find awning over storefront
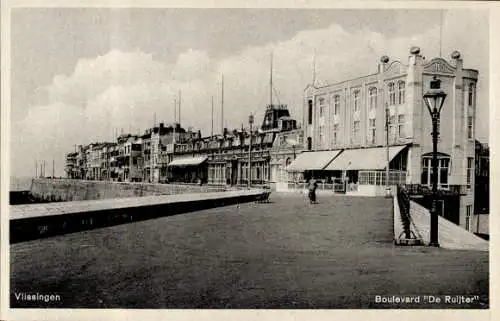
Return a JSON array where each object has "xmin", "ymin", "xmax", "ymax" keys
[
  {"xmin": 168, "ymin": 156, "xmax": 208, "ymax": 167},
  {"xmin": 287, "ymin": 150, "xmax": 342, "ymax": 172},
  {"xmin": 325, "ymin": 145, "xmax": 407, "ymax": 171}
]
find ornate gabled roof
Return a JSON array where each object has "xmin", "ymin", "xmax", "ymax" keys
[{"xmin": 423, "ymin": 58, "xmax": 456, "ymax": 74}]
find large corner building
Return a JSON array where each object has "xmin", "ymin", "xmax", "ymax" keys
[{"xmin": 295, "ymin": 46, "xmax": 478, "ymax": 230}]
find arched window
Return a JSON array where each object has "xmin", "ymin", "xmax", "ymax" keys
[
  {"xmin": 308, "ymin": 100, "xmax": 313, "ymax": 125},
  {"xmin": 468, "ymin": 83, "xmax": 475, "ymax": 106},
  {"xmin": 421, "ymin": 153, "xmax": 451, "ymax": 189},
  {"xmin": 333, "ymin": 95, "xmax": 340, "ymax": 115},
  {"xmin": 398, "ymin": 81, "xmax": 405, "ymax": 104},
  {"xmin": 353, "ymin": 90, "xmax": 360, "ymax": 111},
  {"xmin": 388, "ymin": 82, "xmax": 396, "ymax": 105},
  {"xmin": 285, "ymin": 157, "xmax": 292, "ymax": 167},
  {"xmin": 369, "ymin": 87, "xmax": 377, "ymax": 110}
]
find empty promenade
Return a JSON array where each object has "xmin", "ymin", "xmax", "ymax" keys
[{"xmin": 11, "ymin": 193, "xmax": 488, "ymax": 308}]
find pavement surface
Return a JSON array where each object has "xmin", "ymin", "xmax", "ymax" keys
[{"xmin": 10, "ymin": 193, "xmax": 489, "ymax": 309}]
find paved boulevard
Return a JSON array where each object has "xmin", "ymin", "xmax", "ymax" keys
[{"xmin": 11, "ymin": 193, "xmax": 488, "ymax": 308}]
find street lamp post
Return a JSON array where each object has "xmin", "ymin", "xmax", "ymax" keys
[
  {"xmin": 248, "ymin": 114, "xmax": 254, "ymax": 188},
  {"xmin": 423, "ymin": 76, "xmax": 447, "ymax": 247},
  {"xmin": 385, "ymin": 103, "xmax": 390, "ymax": 197}
]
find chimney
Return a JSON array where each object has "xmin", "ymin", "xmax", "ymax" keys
[
  {"xmin": 408, "ymin": 46, "xmax": 423, "ymax": 66},
  {"xmin": 451, "ymin": 50, "xmax": 463, "ymax": 70},
  {"xmin": 378, "ymin": 55, "xmax": 389, "ymax": 73}
]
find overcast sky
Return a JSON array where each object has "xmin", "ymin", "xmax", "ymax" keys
[{"xmin": 10, "ymin": 8, "xmax": 489, "ymax": 178}]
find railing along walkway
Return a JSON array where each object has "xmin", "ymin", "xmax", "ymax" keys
[{"xmin": 395, "ymin": 185, "xmax": 423, "ymax": 245}]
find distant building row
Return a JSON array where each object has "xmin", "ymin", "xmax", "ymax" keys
[{"xmin": 65, "ymin": 105, "xmax": 303, "ymax": 186}]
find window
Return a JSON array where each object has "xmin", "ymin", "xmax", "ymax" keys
[
  {"xmin": 369, "ymin": 118, "xmax": 376, "ymax": 145},
  {"xmin": 333, "ymin": 95, "xmax": 340, "ymax": 115},
  {"xmin": 333, "ymin": 124, "xmax": 339, "ymax": 145},
  {"xmin": 369, "ymin": 87, "xmax": 377, "ymax": 110},
  {"xmin": 353, "ymin": 121, "xmax": 360, "ymax": 142},
  {"xmin": 319, "ymin": 97, "xmax": 326, "ymax": 117},
  {"xmin": 308, "ymin": 100, "xmax": 313, "ymax": 125},
  {"xmin": 465, "ymin": 205, "xmax": 472, "ymax": 232},
  {"xmin": 398, "ymin": 82, "xmax": 406, "ymax": 104},
  {"xmin": 307, "ymin": 137, "xmax": 312, "ymax": 151},
  {"xmin": 468, "ymin": 83, "xmax": 475, "ymax": 106},
  {"xmin": 467, "ymin": 157, "xmax": 474, "ymax": 188},
  {"xmin": 398, "ymin": 115, "xmax": 405, "ymax": 138},
  {"xmin": 388, "ymin": 82, "xmax": 396, "ymax": 105},
  {"xmin": 421, "ymin": 155, "xmax": 450, "ymax": 188},
  {"xmin": 388, "ymin": 115, "xmax": 396, "ymax": 141},
  {"xmin": 467, "ymin": 116, "xmax": 474, "ymax": 139},
  {"xmin": 353, "ymin": 90, "xmax": 360, "ymax": 112}
]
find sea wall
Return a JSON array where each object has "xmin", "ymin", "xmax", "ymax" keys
[
  {"xmin": 11, "ymin": 190, "xmax": 270, "ymax": 243},
  {"xmin": 30, "ymin": 178, "xmax": 228, "ymax": 202}
]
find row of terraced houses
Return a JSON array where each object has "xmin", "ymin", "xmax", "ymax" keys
[{"xmin": 65, "ymin": 104, "xmax": 302, "ymax": 186}]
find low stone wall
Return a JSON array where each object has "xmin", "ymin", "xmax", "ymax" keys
[
  {"xmin": 30, "ymin": 178, "xmax": 228, "ymax": 202},
  {"xmin": 11, "ymin": 190, "xmax": 269, "ymax": 243},
  {"xmin": 409, "ymin": 200, "xmax": 488, "ymax": 251}
]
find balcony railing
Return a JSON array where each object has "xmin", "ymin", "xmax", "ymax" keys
[
  {"xmin": 358, "ymin": 170, "xmax": 406, "ymax": 186},
  {"xmin": 286, "ymin": 181, "xmax": 345, "ymax": 193},
  {"xmin": 403, "ymin": 184, "xmax": 467, "ymax": 196}
]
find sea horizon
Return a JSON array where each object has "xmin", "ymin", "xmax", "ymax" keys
[{"xmin": 10, "ymin": 176, "xmax": 35, "ymax": 191}]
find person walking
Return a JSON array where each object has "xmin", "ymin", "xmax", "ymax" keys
[{"xmin": 307, "ymin": 177, "xmax": 318, "ymax": 204}]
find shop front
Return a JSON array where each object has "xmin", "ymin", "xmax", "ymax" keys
[{"xmin": 167, "ymin": 156, "xmax": 208, "ymax": 184}]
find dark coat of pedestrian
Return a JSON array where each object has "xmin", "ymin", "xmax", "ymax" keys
[{"xmin": 307, "ymin": 178, "xmax": 318, "ymax": 204}]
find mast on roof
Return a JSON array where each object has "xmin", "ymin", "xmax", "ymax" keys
[
  {"xmin": 221, "ymin": 73, "xmax": 224, "ymax": 134},
  {"xmin": 270, "ymin": 52, "xmax": 273, "ymax": 108},
  {"xmin": 211, "ymin": 96, "xmax": 214, "ymax": 137}
]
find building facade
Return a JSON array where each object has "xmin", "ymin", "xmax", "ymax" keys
[
  {"xmin": 269, "ymin": 128, "xmax": 304, "ymax": 190},
  {"xmin": 297, "ymin": 46, "xmax": 478, "ymax": 229},
  {"xmin": 162, "ymin": 104, "xmax": 299, "ymax": 185},
  {"xmin": 474, "ymin": 140, "xmax": 489, "ymax": 215}
]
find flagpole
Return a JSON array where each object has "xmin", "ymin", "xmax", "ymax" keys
[
  {"xmin": 270, "ymin": 52, "xmax": 273, "ymax": 108},
  {"xmin": 178, "ymin": 90, "xmax": 181, "ymax": 127},
  {"xmin": 221, "ymin": 74, "xmax": 224, "ymax": 134},
  {"xmin": 439, "ymin": 10, "xmax": 443, "ymax": 58},
  {"xmin": 173, "ymin": 98, "xmax": 177, "ymax": 144},
  {"xmin": 211, "ymin": 96, "xmax": 214, "ymax": 137},
  {"xmin": 312, "ymin": 48, "xmax": 317, "ymax": 87}
]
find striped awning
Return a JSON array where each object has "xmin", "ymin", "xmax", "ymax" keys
[
  {"xmin": 286, "ymin": 150, "xmax": 342, "ymax": 172},
  {"xmin": 167, "ymin": 156, "xmax": 208, "ymax": 167},
  {"xmin": 325, "ymin": 145, "xmax": 407, "ymax": 171}
]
